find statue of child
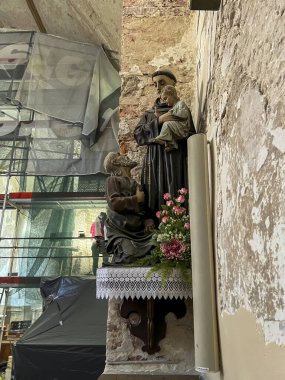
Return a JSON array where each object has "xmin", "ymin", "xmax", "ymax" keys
[{"xmin": 151, "ymin": 85, "xmax": 193, "ymax": 152}]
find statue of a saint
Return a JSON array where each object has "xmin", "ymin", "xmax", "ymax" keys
[
  {"xmin": 103, "ymin": 152, "xmax": 155, "ymax": 265},
  {"xmin": 134, "ymin": 69, "xmax": 196, "ymax": 221}
]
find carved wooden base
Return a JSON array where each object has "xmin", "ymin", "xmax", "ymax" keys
[{"xmin": 120, "ymin": 298, "xmax": 187, "ymax": 355}]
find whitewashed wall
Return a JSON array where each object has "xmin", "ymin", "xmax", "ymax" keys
[{"xmin": 195, "ymin": 1, "xmax": 285, "ymax": 379}]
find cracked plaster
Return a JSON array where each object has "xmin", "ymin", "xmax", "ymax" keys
[{"xmin": 197, "ymin": 0, "xmax": 285, "ymax": 355}]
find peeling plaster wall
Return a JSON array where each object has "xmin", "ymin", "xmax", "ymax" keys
[
  {"xmin": 119, "ymin": 0, "xmax": 197, "ymax": 178},
  {"xmin": 220, "ymin": 308, "xmax": 285, "ymax": 380},
  {"xmin": 193, "ymin": 11, "xmax": 218, "ymax": 131},
  {"xmin": 196, "ymin": 0, "xmax": 285, "ymax": 378}
]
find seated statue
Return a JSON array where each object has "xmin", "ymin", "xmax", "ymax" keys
[{"xmin": 103, "ymin": 152, "xmax": 155, "ymax": 265}]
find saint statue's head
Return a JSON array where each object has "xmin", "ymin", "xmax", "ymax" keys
[
  {"xmin": 104, "ymin": 152, "xmax": 137, "ymax": 176},
  {"xmin": 152, "ymin": 69, "xmax": 177, "ymax": 96}
]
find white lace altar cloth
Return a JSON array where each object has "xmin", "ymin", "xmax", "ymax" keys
[{"xmin": 96, "ymin": 267, "xmax": 192, "ymax": 300}]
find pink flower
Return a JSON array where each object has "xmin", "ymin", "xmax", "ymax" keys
[
  {"xmin": 166, "ymin": 200, "xmax": 173, "ymax": 206},
  {"xmin": 161, "ymin": 216, "xmax": 169, "ymax": 223},
  {"xmin": 175, "ymin": 195, "xmax": 185, "ymax": 203},
  {"xmin": 160, "ymin": 238, "xmax": 187, "ymax": 260},
  {"xmin": 156, "ymin": 211, "xmax": 162, "ymax": 218},
  {"xmin": 179, "ymin": 188, "xmax": 188, "ymax": 195},
  {"xmin": 184, "ymin": 222, "xmax": 190, "ymax": 230},
  {"xmin": 163, "ymin": 193, "xmax": 171, "ymax": 200},
  {"xmin": 173, "ymin": 206, "xmax": 186, "ymax": 215}
]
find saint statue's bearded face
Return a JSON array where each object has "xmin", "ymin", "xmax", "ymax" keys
[{"xmin": 152, "ymin": 74, "xmax": 176, "ymax": 96}]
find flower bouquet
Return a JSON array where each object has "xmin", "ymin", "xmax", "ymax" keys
[{"xmin": 135, "ymin": 188, "xmax": 191, "ymax": 284}]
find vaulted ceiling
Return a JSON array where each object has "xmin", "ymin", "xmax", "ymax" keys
[{"xmin": 0, "ymin": 0, "xmax": 123, "ymax": 60}]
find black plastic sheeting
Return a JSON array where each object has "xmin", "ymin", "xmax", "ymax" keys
[
  {"xmin": 13, "ymin": 276, "xmax": 108, "ymax": 380},
  {"xmin": 13, "ymin": 345, "xmax": 106, "ymax": 380}
]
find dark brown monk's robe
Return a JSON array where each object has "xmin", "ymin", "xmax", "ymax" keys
[
  {"xmin": 134, "ymin": 98, "xmax": 196, "ymax": 220},
  {"xmin": 105, "ymin": 175, "xmax": 153, "ymax": 264}
]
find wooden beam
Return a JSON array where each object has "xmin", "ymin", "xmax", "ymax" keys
[
  {"xmin": 25, "ymin": 0, "xmax": 47, "ymax": 33},
  {"xmin": 190, "ymin": 0, "xmax": 221, "ymax": 11}
]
